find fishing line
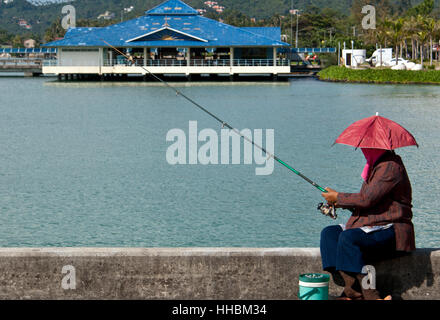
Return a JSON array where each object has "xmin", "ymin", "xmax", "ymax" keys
[{"xmin": 101, "ymin": 40, "xmax": 327, "ymax": 193}]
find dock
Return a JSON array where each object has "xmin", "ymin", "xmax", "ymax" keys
[
  {"xmin": 0, "ymin": 48, "xmax": 57, "ymax": 76},
  {"xmin": 0, "ymin": 58, "xmax": 43, "ymax": 76}
]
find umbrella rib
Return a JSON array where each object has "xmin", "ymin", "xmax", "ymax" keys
[
  {"xmin": 355, "ymin": 118, "xmax": 377, "ymax": 149},
  {"xmin": 378, "ymin": 116, "xmax": 393, "ymax": 150}
]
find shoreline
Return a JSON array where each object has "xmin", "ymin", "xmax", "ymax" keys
[
  {"xmin": 317, "ymin": 66, "xmax": 440, "ymax": 85},
  {"xmin": 318, "ymin": 77, "xmax": 440, "ymax": 86}
]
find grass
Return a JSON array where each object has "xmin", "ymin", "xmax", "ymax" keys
[{"xmin": 317, "ymin": 66, "xmax": 440, "ymax": 84}]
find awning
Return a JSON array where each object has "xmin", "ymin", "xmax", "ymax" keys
[{"xmin": 0, "ymin": 48, "xmax": 58, "ymax": 54}]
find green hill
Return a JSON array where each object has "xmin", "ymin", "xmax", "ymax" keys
[{"xmin": 0, "ymin": 0, "xmax": 429, "ymax": 40}]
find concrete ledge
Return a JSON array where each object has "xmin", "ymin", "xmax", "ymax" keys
[{"xmin": 0, "ymin": 248, "xmax": 438, "ymax": 300}]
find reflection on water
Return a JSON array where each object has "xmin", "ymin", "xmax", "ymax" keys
[
  {"xmin": 0, "ymin": 77, "xmax": 438, "ymax": 248},
  {"xmin": 44, "ymin": 80, "xmax": 290, "ymax": 88}
]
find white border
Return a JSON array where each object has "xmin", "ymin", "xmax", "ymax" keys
[{"xmin": 126, "ymin": 26, "xmax": 208, "ymax": 43}]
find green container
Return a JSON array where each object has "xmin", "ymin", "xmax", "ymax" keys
[{"xmin": 298, "ymin": 273, "xmax": 330, "ymax": 300}]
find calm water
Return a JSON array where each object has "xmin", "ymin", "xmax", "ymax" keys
[{"xmin": 0, "ymin": 76, "xmax": 439, "ymax": 248}]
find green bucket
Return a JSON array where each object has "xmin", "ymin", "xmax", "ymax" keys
[{"xmin": 298, "ymin": 273, "xmax": 330, "ymax": 300}]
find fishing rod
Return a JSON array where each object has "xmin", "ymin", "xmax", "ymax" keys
[{"xmin": 101, "ymin": 40, "xmax": 328, "ymax": 195}]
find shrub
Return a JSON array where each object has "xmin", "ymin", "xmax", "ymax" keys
[{"xmin": 317, "ymin": 66, "xmax": 440, "ymax": 84}]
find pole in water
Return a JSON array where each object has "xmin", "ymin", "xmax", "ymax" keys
[{"xmin": 101, "ymin": 40, "xmax": 327, "ymax": 193}]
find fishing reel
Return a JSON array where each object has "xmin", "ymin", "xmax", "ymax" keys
[{"xmin": 317, "ymin": 203, "xmax": 337, "ymax": 220}]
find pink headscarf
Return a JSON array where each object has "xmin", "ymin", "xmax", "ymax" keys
[{"xmin": 361, "ymin": 148, "xmax": 387, "ymax": 181}]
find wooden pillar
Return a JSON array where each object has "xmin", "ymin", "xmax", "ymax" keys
[
  {"xmin": 187, "ymin": 48, "xmax": 191, "ymax": 66},
  {"xmin": 144, "ymin": 47, "xmax": 147, "ymax": 66},
  {"xmin": 230, "ymin": 47, "xmax": 234, "ymax": 76},
  {"xmin": 98, "ymin": 48, "xmax": 103, "ymax": 75},
  {"xmin": 230, "ymin": 47, "xmax": 234, "ymax": 65}
]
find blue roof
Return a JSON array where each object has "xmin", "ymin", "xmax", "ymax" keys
[
  {"xmin": 241, "ymin": 27, "xmax": 282, "ymax": 42},
  {"xmin": 44, "ymin": 0, "xmax": 289, "ymax": 48},
  {"xmin": 64, "ymin": 27, "xmax": 101, "ymax": 39}
]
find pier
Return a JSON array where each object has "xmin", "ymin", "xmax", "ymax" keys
[
  {"xmin": 44, "ymin": 58, "xmax": 292, "ymax": 81},
  {"xmin": 0, "ymin": 56, "xmax": 324, "ymax": 79},
  {"xmin": 0, "ymin": 47, "xmax": 57, "ymax": 76},
  {"xmin": 0, "ymin": 58, "xmax": 43, "ymax": 76}
]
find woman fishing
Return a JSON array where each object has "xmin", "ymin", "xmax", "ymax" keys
[
  {"xmin": 101, "ymin": 43, "xmax": 418, "ymax": 301},
  {"xmin": 319, "ymin": 115, "xmax": 418, "ymax": 300}
]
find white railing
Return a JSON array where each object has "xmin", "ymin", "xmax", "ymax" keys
[
  {"xmin": 1, "ymin": 58, "xmax": 43, "ymax": 67},
  {"xmin": 45, "ymin": 59, "xmax": 290, "ymax": 67},
  {"xmin": 43, "ymin": 60, "xmax": 58, "ymax": 66},
  {"xmin": 43, "ymin": 59, "xmax": 96, "ymax": 66},
  {"xmin": 232, "ymin": 59, "xmax": 289, "ymax": 67}
]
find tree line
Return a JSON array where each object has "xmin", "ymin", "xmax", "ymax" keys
[
  {"xmin": 362, "ymin": 0, "xmax": 440, "ymax": 66},
  {"xmin": 2, "ymin": 0, "xmax": 440, "ymax": 68}
]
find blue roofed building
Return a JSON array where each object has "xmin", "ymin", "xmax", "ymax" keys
[{"xmin": 43, "ymin": 0, "xmax": 291, "ymax": 78}]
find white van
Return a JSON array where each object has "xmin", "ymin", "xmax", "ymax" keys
[{"xmin": 367, "ymin": 48, "xmax": 393, "ymax": 66}]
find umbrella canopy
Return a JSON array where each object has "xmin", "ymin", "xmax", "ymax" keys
[{"xmin": 334, "ymin": 114, "xmax": 418, "ymax": 150}]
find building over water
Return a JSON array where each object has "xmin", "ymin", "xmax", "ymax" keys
[{"xmin": 43, "ymin": 0, "xmax": 291, "ymax": 79}]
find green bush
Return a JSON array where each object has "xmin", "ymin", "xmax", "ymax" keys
[{"xmin": 317, "ymin": 66, "xmax": 440, "ymax": 84}]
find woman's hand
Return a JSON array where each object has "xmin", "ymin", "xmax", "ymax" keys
[{"xmin": 321, "ymin": 187, "xmax": 339, "ymax": 205}]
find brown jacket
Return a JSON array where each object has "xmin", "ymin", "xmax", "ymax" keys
[{"xmin": 337, "ymin": 151, "xmax": 416, "ymax": 252}]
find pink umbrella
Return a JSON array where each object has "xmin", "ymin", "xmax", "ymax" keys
[{"xmin": 334, "ymin": 113, "xmax": 418, "ymax": 150}]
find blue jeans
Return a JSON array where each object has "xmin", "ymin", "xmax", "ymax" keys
[{"xmin": 320, "ymin": 225, "xmax": 396, "ymax": 274}]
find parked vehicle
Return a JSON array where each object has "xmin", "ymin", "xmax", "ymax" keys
[
  {"xmin": 391, "ymin": 64, "xmax": 406, "ymax": 70},
  {"xmin": 366, "ymin": 48, "xmax": 393, "ymax": 66},
  {"xmin": 385, "ymin": 58, "xmax": 408, "ymax": 66}
]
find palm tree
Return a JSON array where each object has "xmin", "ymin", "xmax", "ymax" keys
[
  {"xmin": 404, "ymin": 16, "xmax": 421, "ymax": 60},
  {"xmin": 416, "ymin": 15, "xmax": 431, "ymax": 68},
  {"xmin": 385, "ymin": 18, "xmax": 405, "ymax": 65},
  {"xmin": 417, "ymin": 34, "xmax": 428, "ymax": 67},
  {"xmin": 423, "ymin": 17, "xmax": 437, "ymax": 66},
  {"xmin": 375, "ymin": 19, "xmax": 390, "ymax": 66},
  {"xmin": 44, "ymin": 20, "xmax": 66, "ymax": 43},
  {"xmin": 433, "ymin": 20, "xmax": 440, "ymax": 62}
]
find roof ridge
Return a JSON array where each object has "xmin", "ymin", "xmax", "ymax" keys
[
  {"xmin": 126, "ymin": 26, "xmax": 208, "ymax": 43},
  {"xmin": 146, "ymin": 0, "xmax": 199, "ymax": 16}
]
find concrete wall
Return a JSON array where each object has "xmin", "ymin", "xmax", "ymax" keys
[{"xmin": 0, "ymin": 248, "xmax": 438, "ymax": 300}]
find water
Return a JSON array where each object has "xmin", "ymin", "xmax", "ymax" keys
[{"xmin": 0, "ymin": 77, "xmax": 439, "ymax": 248}]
